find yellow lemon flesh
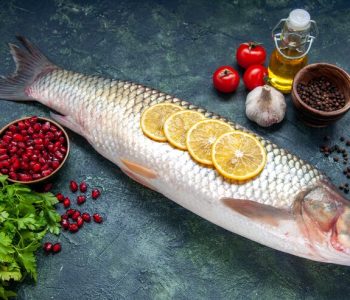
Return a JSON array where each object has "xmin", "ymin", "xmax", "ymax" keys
[
  {"xmin": 186, "ymin": 119, "xmax": 233, "ymax": 165},
  {"xmin": 164, "ymin": 110, "xmax": 205, "ymax": 150},
  {"xmin": 140, "ymin": 103, "xmax": 183, "ymax": 142},
  {"xmin": 212, "ymin": 131, "xmax": 267, "ymax": 181}
]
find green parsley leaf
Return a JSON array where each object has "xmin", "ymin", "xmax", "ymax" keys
[{"xmin": 0, "ymin": 176, "xmax": 61, "ymax": 295}]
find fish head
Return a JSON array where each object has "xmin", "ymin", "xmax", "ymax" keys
[{"xmin": 297, "ymin": 180, "xmax": 350, "ymax": 265}]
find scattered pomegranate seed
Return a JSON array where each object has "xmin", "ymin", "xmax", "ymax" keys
[
  {"xmin": 79, "ymin": 181, "xmax": 87, "ymax": 193},
  {"xmin": 63, "ymin": 197, "xmax": 71, "ymax": 208},
  {"xmin": 82, "ymin": 212, "xmax": 91, "ymax": 222},
  {"xmin": 66, "ymin": 209, "xmax": 76, "ymax": 217},
  {"xmin": 61, "ymin": 214, "xmax": 68, "ymax": 220},
  {"xmin": 91, "ymin": 188, "xmax": 101, "ymax": 199},
  {"xmin": 76, "ymin": 216, "xmax": 84, "ymax": 228},
  {"xmin": 70, "ymin": 180, "xmax": 78, "ymax": 192},
  {"xmin": 56, "ymin": 193, "xmax": 65, "ymax": 202},
  {"xmin": 52, "ymin": 243, "xmax": 62, "ymax": 254},
  {"xmin": 93, "ymin": 213, "xmax": 103, "ymax": 223},
  {"xmin": 72, "ymin": 211, "xmax": 81, "ymax": 221},
  {"xmin": 77, "ymin": 195, "xmax": 86, "ymax": 205},
  {"xmin": 69, "ymin": 223, "xmax": 79, "ymax": 233},
  {"xmin": 61, "ymin": 218, "xmax": 70, "ymax": 230},
  {"xmin": 43, "ymin": 242, "xmax": 53, "ymax": 253}
]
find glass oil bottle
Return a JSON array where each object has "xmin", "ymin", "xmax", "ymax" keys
[{"xmin": 268, "ymin": 9, "xmax": 318, "ymax": 93}]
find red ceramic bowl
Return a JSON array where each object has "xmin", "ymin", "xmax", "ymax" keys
[
  {"xmin": 291, "ymin": 63, "xmax": 350, "ymax": 127},
  {"xmin": 0, "ymin": 116, "xmax": 70, "ymax": 184}
]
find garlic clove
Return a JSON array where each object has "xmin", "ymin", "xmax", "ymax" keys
[{"xmin": 245, "ymin": 85, "xmax": 286, "ymax": 127}]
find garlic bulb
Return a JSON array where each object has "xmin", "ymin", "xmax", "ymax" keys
[{"xmin": 245, "ymin": 85, "xmax": 286, "ymax": 127}]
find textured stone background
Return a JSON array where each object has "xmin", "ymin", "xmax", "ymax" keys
[{"xmin": 0, "ymin": 0, "xmax": 350, "ymax": 299}]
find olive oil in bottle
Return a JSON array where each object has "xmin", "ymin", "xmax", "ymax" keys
[{"xmin": 268, "ymin": 9, "xmax": 318, "ymax": 93}]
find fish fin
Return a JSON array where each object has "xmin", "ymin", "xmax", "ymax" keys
[
  {"xmin": 121, "ymin": 158, "xmax": 157, "ymax": 179},
  {"xmin": 221, "ymin": 197, "xmax": 292, "ymax": 227},
  {"xmin": 121, "ymin": 167, "xmax": 158, "ymax": 192},
  {"xmin": 50, "ymin": 112, "xmax": 83, "ymax": 135},
  {"xmin": 0, "ymin": 36, "xmax": 57, "ymax": 101}
]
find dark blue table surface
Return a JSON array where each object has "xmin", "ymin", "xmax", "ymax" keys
[{"xmin": 0, "ymin": 0, "xmax": 350, "ymax": 299}]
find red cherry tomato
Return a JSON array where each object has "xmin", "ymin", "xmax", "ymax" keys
[
  {"xmin": 236, "ymin": 42, "xmax": 266, "ymax": 69},
  {"xmin": 213, "ymin": 66, "xmax": 240, "ymax": 93},
  {"xmin": 243, "ymin": 65, "xmax": 268, "ymax": 91}
]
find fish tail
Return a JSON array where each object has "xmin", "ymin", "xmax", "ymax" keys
[{"xmin": 0, "ymin": 36, "xmax": 57, "ymax": 101}]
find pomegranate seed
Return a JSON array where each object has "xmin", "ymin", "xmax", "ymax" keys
[
  {"xmin": 91, "ymin": 189, "xmax": 101, "ymax": 199},
  {"xmin": 77, "ymin": 195, "xmax": 86, "ymax": 205},
  {"xmin": 9, "ymin": 172, "xmax": 17, "ymax": 180},
  {"xmin": 12, "ymin": 158, "xmax": 21, "ymax": 170},
  {"xmin": 8, "ymin": 125, "xmax": 17, "ymax": 132},
  {"xmin": 55, "ymin": 151, "xmax": 64, "ymax": 160},
  {"xmin": 93, "ymin": 213, "xmax": 103, "ymax": 223},
  {"xmin": 18, "ymin": 121, "xmax": 25, "ymax": 130},
  {"xmin": 21, "ymin": 161, "xmax": 29, "ymax": 171},
  {"xmin": 0, "ymin": 154, "xmax": 9, "ymax": 161},
  {"xmin": 51, "ymin": 160, "xmax": 60, "ymax": 170},
  {"xmin": 1, "ymin": 168, "xmax": 9, "ymax": 174},
  {"xmin": 34, "ymin": 138, "xmax": 43, "ymax": 145},
  {"xmin": 43, "ymin": 242, "xmax": 53, "ymax": 253},
  {"xmin": 24, "ymin": 119, "xmax": 31, "ymax": 128},
  {"xmin": 63, "ymin": 198, "xmax": 71, "ymax": 208},
  {"xmin": 32, "ymin": 163, "xmax": 41, "ymax": 172},
  {"xmin": 70, "ymin": 180, "xmax": 78, "ymax": 192},
  {"xmin": 42, "ymin": 122, "xmax": 51, "ymax": 132},
  {"xmin": 18, "ymin": 142, "xmax": 26, "ymax": 149},
  {"xmin": 29, "ymin": 116, "xmax": 38, "ymax": 123},
  {"xmin": 32, "ymin": 173, "xmax": 42, "ymax": 180},
  {"xmin": 82, "ymin": 213, "xmax": 91, "ymax": 222},
  {"xmin": 13, "ymin": 133, "xmax": 24, "ymax": 142},
  {"xmin": 41, "ymin": 164, "xmax": 50, "ymax": 171},
  {"xmin": 0, "ymin": 149, "xmax": 7, "ymax": 155},
  {"xmin": 18, "ymin": 173, "xmax": 32, "ymax": 181},
  {"xmin": 66, "ymin": 209, "xmax": 75, "ymax": 216},
  {"xmin": 69, "ymin": 223, "xmax": 79, "ymax": 233},
  {"xmin": 27, "ymin": 126, "xmax": 34, "ymax": 135},
  {"xmin": 33, "ymin": 123, "xmax": 42, "ymax": 132},
  {"xmin": 61, "ymin": 218, "xmax": 70, "ymax": 230},
  {"xmin": 76, "ymin": 216, "xmax": 84, "ymax": 228},
  {"xmin": 52, "ymin": 243, "xmax": 61, "ymax": 254},
  {"xmin": 79, "ymin": 181, "xmax": 87, "ymax": 193},
  {"xmin": 72, "ymin": 211, "xmax": 81, "ymax": 221},
  {"xmin": 42, "ymin": 169, "xmax": 52, "ymax": 177},
  {"xmin": 1, "ymin": 161, "xmax": 9, "ymax": 168},
  {"xmin": 56, "ymin": 193, "xmax": 65, "ymax": 202},
  {"xmin": 2, "ymin": 135, "xmax": 12, "ymax": 143}
]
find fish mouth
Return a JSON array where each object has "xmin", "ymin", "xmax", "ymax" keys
[{"xmin": 297, "ymin": 181, "xmax": 350, "ymax": 265}]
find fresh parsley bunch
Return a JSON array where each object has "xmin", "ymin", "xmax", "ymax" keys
[{"xmin": 0, "ymin": 175, "xmax": 60, "ymax": 299}]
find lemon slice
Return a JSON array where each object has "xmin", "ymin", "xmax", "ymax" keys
[
  {"xmin": 141, "ymin": 103, "xmax": 183, "ymax": 141},
  {"xmin": 164, "ymin": 110, "xmax": 205, "ymax": 150},
  {"xmin": 186, "ymin": 119, "xmax": 233, "ymax": 165},
  {"xmin": 212, "ymin": 131, "xmax": 266, "ymax": 181}
]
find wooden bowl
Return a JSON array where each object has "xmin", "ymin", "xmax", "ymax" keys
[
  {"xmin": 291, "ymin": 63, "xmax": 350, "ymax": 127},
  {"xmin": 0, "ymin": 116, "xmax": 70, "ymax": 184}
]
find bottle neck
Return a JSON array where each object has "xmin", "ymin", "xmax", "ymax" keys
[{"xmin": 281, "ymin": 22, "xmax": 311, "ymax": 53}]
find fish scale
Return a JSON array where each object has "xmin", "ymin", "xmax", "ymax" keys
[{"xmin": 1, "ymin": 37, "xmax": 349, "ymax": 265}]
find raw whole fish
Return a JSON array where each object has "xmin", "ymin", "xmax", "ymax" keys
[{"xmin": 0, "ymin": 37, "xmax": 349, "ymax": 266}]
